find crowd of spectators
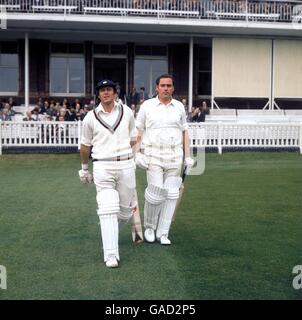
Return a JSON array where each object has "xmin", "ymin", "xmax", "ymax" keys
[
  {"xmin": 0, "ymin": 97, "xmax": 94, "ymax": 122},
  {"xmin": 0, "ymin": 94, "xmax": 210, "ymax": 122}
]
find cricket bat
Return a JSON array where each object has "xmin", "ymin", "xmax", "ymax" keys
[{"xmin": 131, "ymin": 190, "xmax": 144, "ymax": 243}]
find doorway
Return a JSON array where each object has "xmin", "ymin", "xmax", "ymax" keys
[{"xmin": 93, "ymin": 58, "xmax": 127, "ymax": 100}]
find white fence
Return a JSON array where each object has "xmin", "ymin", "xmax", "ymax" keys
[
  {"xmin": 1, "ymin": 121, "xmax": 302, "ymax": 155},
  {"xmin": 0, "ymin": 121, "xmax": 81, "ymax": 154},
  {"xmin": 189, "ymin": 122, "xmax": 302, "ymax": 154}
]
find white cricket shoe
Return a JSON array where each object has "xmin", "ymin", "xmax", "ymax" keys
[
  {"xmin": 144, "ymin": 228, "xmax": 155, "ymax": 243},
  {"xmin": 105, "ymin": 255, "xmax": 118, "ymax": 268},
  {"xmin": 158, "ymin": 235, "xmax": 171, "ymax": 245}
]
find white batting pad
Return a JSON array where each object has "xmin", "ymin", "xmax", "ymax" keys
[
  {"xmin": 144, "ymin": 184, "xmax": 167, "ymax": 230},
  {"xmin": 118, "ymin": 205, "xmax": 132, "ymax": 230},
  {"xmin": 156, "ymin": 177, "xmax": 183, "ymax": 239},
  {"xmin": 97, "ymin": 189, "xmax": 120, "ymax": 262}
]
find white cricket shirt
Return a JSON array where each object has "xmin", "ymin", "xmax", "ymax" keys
[
  {"xmin": 136, "ymin": 96, "xmax": 188, "ymax": 165},
  {"xmin": 81, "ymin": 102, "xmax": 137, "ymax": 169}
]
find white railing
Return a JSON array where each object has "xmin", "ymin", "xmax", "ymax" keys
[
  {"xmin": 1, "ymin": 0, "xmax": 301, "ymax": 23},
  {"xmin": 0, "ymin": 121, "xmax": 82, "ymax": 154},
  {"xmin": 189, "ymin": 122, "xmax": 302, "ymax": 154},
  {"xmin": 1, "ymin": 121, "xmax": 302, "ymax": 155}
]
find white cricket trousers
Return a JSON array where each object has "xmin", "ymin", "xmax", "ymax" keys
[
  {"xmin": 144, "ymin": 163, "xmax": 182, "ymax": 234},
  {"xmin": 147, "ymin": 164, "xmax": 181, "ymax": 188},
  {"xmin": 93, "ymin": 164, "xmax": 136, "ymax": 262}
]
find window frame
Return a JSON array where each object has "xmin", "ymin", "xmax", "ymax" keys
[
  {"xmin": 49, "ymin": 53, "xmax": 86, "ymax": 97},
  {"xmin": 134, "ymin": 55, "xmax": 168, "ymax": 97},
  {"xmin": 0, "ymin": 50, "xmax": 19, "ymax": 96}
]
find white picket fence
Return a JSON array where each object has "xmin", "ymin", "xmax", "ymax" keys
[
  {"xmin": 0, "ymin": 121, "xmax": 81, "ymax": 154},
  {"xmin": 189, "ymin": 122, "xmax": 302, "ymax": 154},
  {"xmin": 0, "ymin": 121, "xmax": 302, "ymax": 155}
]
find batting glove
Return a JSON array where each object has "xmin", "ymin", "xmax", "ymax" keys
[
  {"xmin": 135, "ymin": 152, "xmax": 149, "ymax": 170},
  {"xmin": 184, "ymin": 157, "xmax": 195, "ymax": 168},
  {"xmin": 78, "ymin": 164, "xmax": 93, "ymax": 184}
]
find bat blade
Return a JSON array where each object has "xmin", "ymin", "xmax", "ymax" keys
[{"xmin": 131, "ymin": 191, "xmax": 144, "ymax": 243}]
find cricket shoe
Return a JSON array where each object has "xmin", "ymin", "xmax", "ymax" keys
[
  {"xmin": 105, "ymin": 255, "xmax": 118, "ymax": 268},
  {"xmin": 157, "ymin": 235, "xmax": 171, "ymax": 245},
  {"xmin": 144, "ymin": 228, "xmax": 155, "ymax": 243}
]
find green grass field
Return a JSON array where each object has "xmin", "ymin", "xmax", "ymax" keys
[{"xmin": 0, "ymin": 152, "xmax": 302, "ymax": 300}]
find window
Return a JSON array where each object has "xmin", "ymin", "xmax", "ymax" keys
[
  {"xmin": 134, "ymin": 59, "xmax": 168, "ymax": 97},
  {"xmin": 50, "ymin": 56, "xmax": 85, "ymax": 94},
  {"xmin": 94, "ymin": 44, "xmax": 127, "ymax": 55},
  {"xmin": 135, "ymin": 45, "xmax": 167, "ymax": 56},
  {"xmin": 134, "ymin": 45, "xmax": 168, "ymax": 97},
  {"xmin": 51, "ymin": 43, "xmax": 84, "ymax": 54},
  {"xmin": 0, "ymin": 42, "xmax": 18, "ymax": 93}
]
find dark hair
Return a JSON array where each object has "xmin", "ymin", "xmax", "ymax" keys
[{"xmin": 155, "ymin": 74, "xmax": 174, "ymax": 86}]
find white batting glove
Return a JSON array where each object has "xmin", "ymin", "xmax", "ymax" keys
[
  {"xmin": 78, "ymin": 164, "xmax": 93, "ymax": 184},
  {"xmin": 184, "ymin": 157, "xmax": 195, "ymax": 168},
  {"xmin": 135, "ymin": 152, "xmax": 149, "ymax": 170}
]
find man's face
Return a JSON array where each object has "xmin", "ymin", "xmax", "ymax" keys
[
  {"xmin": 98, "ymin": 87, "xmax": 115, "ymax": 104},
  {"xmin": 156, "ymin": 77, "xmax": 174, "ymax": 101}
]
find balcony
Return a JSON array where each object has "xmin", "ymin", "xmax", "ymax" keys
[{"xmin": 0, "ymin": 0, "xmax": 301, "ymax": 24}]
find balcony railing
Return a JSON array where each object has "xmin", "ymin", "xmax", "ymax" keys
[{"xmin": 0, "ymin": 0, "xmax": 302, "ymax": 23}]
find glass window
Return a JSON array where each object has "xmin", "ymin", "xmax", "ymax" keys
[
  {"xmin": 0, "ymin": 42, "xmax": 18, "ymax": 54},
  {"xmin": 135, "ymin": 45, "xmax": 167, "ymax": 56},
  {"xmin": 0, "ymin": 53, "xmax": 18, "ymax": 93},
  {"xmin": 50, "ymin": 57, "xmax": 68, "ymax": 93},
  {"xmin": 134, "ymin": 60, "xmax": 150, "ymax": 94},
  {"xmin": 94, "ymin": 44, "xmax": 109, "ymax": 54},
  {"xmin": 94, "ymin": 44, "xmax": 126, "ymax": 55},
  {"xmin": 152, "ymin": 46, "xmax": 167, "ymax": 56},
  {"xmin": 69, "ymin": 57, "xmax": 85, "ymax": 93},
  {"xmin": 51, "ymin": 43, "xmax": 84, "ymax": 54},
  {"xmin": 51, "ymin": 43, "xmax": 68, "ymax": 54},
  {"xmin": 69, "ymin": 43, "xmax": 84, "ymax": 54},
  {"xmin": 111, "ymin": 45, "xmax": 127, "ymax": 55},
  {"xmin": 50, "ymin": 55, "xmax": 85, "ymax": 94},
  {"xmin": 135, "ymin": 46, "xmax": 152, "ymax": 56},
  {"xmin": 134, "ymin": 58, "xmax": 168, "ymax": 97}
]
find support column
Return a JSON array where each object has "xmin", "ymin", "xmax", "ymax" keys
[
  {"xmin": 25, "ymin": 33, "xmax": 29, "ymax": 107},
  {"xmin": 85, "ymin": 41, "xmax": 93, "ymax": 97},
  {"xmin": 189, "ymin": 37, "xmax": 194, "ymax": 113},
  {"xmin": 127, "ymin": 42, "xmax": 135, "ymax": 95}
]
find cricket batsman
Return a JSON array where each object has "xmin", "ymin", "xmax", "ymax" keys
[
  {"xmin": 79, "ymin": 79, "xmax": 137, "ymax": 268},
  {"xmin": 135, "ymin": 74, "xmax": 194, "ymax": 245}
]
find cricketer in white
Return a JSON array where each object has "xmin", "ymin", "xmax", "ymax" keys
[
  {"xmin": 79, "ymin": 79, "xmax": 137, "ymax": 268},
  {"xmin": 135, "ymin": 74, "xmax": 195, "ymax": 245}
]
